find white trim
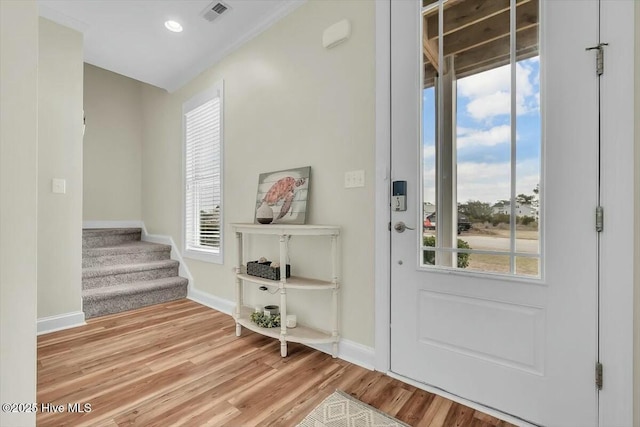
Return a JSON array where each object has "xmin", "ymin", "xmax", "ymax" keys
[
  {"xmin": 187, "ymin": 287, "xmax": 234, "ymax": 315},
  {"xmin": 37, "ymin": 311, "xmax": 86, "ymax": 335},
  {"xmin": 598, "ymin": 2, "xmax": 636, "ymax": 426},
  {"xmin": 387, "ymin": 371, "xmax": 536, "ymax": 427},
  {"xmin": 82, "ymin": 220, "xmax": 144, "ymax": 229},
  {"xmin": 164, "ymin": 0, "xmax": 307, "ymax": 92},
  {"xmin": 187, "ymin": 289, "xmax": 375, "ymax": 370},
  {"xmin": 141, "ymin": 226, "xmax": 194, "ymax": 292},
  {"xmin": 310, "ymin": 339, "xmax": 375, "ymax": 371},
  {"xmin": 374, "ymin": 0, "xmax": 391, "ymax": 374}
]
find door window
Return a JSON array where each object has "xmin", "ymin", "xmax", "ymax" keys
[{"xmin": 421, "ymin": 0, "xmax": 541, "ymax": 277}]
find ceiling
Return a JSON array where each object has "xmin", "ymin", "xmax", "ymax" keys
[{"xmin": 38, "ymin": 0, "xmax": 305, "ymax": 92}]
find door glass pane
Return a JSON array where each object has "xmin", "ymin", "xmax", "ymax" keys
[
  {"xmin": 420, "ymin": 0, "xmax": 541, "ymax": 278},
  {"xmin": 515, "ymin": 0, "xmax": 540, "ymax": 258},
  {"xmin": 465, "ymin": 254, "xmax": 511, "ymax": 275},
  {"xmin": 516, "ymin": 256, "xmax": 539, "ymax": 277}
]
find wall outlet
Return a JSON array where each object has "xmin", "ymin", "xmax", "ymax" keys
[{"xmin": 344, "ymin": 170, "xmax": 365, "ymax": 188}]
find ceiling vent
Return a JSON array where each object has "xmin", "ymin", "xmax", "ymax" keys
[{"xmin": 201, "ymin": 1, "xmax": 230, "ymax": 22}]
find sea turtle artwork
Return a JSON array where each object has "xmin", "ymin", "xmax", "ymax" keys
[
  {"xmin": 255, "ymin": 167, "xmax": 310, "ymax": 225},
  {"xmin": 263, "ymin": 176, "xmax": 307, "ymax": 220}
]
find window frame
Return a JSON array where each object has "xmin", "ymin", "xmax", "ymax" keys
[{"xmin": 182, "ymin": 81, "xmax": 224, "ymax": 264}]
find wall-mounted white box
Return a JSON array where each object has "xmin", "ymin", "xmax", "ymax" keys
[{"xmin": 52, "ymin": 178, "xmax": 66, "ymax": 194}]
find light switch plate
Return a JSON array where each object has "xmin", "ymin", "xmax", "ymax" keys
[
  {"xmin": 344, "ymin": 170, "xmax": 365, "ymax": 188},
  {"xmin": 52, "ymin": 178, "xmax": 66, "ymax": 194}
]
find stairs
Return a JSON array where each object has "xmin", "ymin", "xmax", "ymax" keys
[{"xmin": 82, "ymin": 228, "xmax": 188, "ymax": 319}]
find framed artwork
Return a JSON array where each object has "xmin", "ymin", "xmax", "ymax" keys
[{"xmin": 254, "ymin": 166, "xmax": 310, "ymax": 225}]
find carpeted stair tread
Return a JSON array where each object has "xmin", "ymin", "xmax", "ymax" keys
[
  {"xmin": 83, "ymin": 276, "xmax": 188, "ymax": 301},
  {"xmin": 82, "ymin": 277, "xmax": 188, "ymax": 318},
  {"xmin": 83, "ymin": 241, "xmax": 170, "ymax": 257},
  {"xmin": 82, "ymin": 259, "xmax": 179, "ymax": 279},
  {"xmin": 82, "ymin": 228, "xmax": 142, "ymax": 236},
  {"xmin": 81, "ymin": 227, "xmax": 189, "ymax": 318},
  {"xmin": 83, "ymin": 228, "xmax": 142, "ymax": 248}
]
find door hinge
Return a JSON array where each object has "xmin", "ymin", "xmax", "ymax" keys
[
  {"xmin": 595, "ymin": 206, "xmax": 604, "ymax": 232},
  {"xmin": 596, "ymin": 362, "xmax": 603, "ymax": 390},
  {"xmin": 586, "ymin": 43, "xmax": 608, "ymax": 76}
]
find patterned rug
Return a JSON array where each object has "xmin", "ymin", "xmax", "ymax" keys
[{"xmin": 297, "ymin": 390, "xmax": 410, "ymax": 427}]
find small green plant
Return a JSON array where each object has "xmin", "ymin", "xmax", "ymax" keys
[
  {"xmin": 423, "ymin": 236, "xmax": 471, "ymax": 268},
  {"xmin": 250, "ymin": 311, "xmax": 281, "ymax": 328},
  {"xmin": 491, "ymin": 213, "xmax": 510, "ymax": 226},
  {"xmin": 520, "ymin": 215, "xmax": 536, "ymax": 226}
]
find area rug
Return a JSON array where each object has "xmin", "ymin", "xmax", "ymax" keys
[{"xmin": 297, "ymin": 390, "xmax": 410, "ymax": 427}]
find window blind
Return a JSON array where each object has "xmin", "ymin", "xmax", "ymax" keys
[{"xmin": 185, "ymin": 96, "xmax": 221, "ymax": 253}]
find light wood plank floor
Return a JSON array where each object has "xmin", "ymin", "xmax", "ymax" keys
[{"xmin": 37, "ymin": 299, "xmax": 515, "ymax": 427}]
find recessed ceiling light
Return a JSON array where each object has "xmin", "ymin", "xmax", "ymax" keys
[{"xmin": 164, "ymin": 20, "xmax": 183, "ymax": 33}]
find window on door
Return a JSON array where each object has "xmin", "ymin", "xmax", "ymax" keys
[
  {"xmin": 183, "ymin": 82, "xmax": 224, "ymax": 264},
  {"xmin": 421, "ymin": 0, "xmax": 541, "ymax": 277}
]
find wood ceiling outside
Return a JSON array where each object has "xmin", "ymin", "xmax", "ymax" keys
[{"xmin": 422, "ymin": 0, "xmax": 539, "ymax": 88}]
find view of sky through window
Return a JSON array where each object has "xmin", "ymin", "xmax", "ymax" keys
[{"xmin": 423, "ymin": 57, "xmax": 540, "ymax": 206}]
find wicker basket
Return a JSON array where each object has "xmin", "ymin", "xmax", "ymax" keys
[{"xmin": 246, "ymin": 261, "xmax": 291, "ymax": 280}]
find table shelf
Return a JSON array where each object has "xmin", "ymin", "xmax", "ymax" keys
[
  {"xmin": 237, "ymin": 272, "xmax": 338, "ymax": 290},
  {"xmin": 235, "ymin": 307, "xmax": 335, "ymax": 344},
  {"xmin": 232, "ymin": 223, "xmax": 340, "ymax": 357}
]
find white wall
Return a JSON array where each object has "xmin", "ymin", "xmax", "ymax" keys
[
  {"xmin": 37, "ymin": 18, "xmax": 83, "ymax": 318},
  {"xmin": 142, "ymin": 0, "xmax": 375, "ymax": 346},
  {"xmin": 0, "ymin": 1, "xmax": 38, "ymax": 426},
  {"xmin": 84, "ymin": 64, "xmax": 144, "ymax": 221},
  {"xmin": 635, "ymin": 3, "xmax": 640, "ymax": 425}
]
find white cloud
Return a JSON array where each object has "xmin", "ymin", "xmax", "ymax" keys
[
  {"xmin": 457, "ymin": 125, "xmax": 511, "ymax": 148},
  {"xmin": 458, "ymin": 65, "xmax": 510, "ymax": 98},
  {"xmin": 423, "ymin": 145, "xmax": 435, "ymax": 159},
  {"xmin": 457, "ymin": 61, "xmax": 539, "ymax": 121},
  {"xmin": 466, "ymin": 93, "xmax": 510, "ymax": 122},
  {"xmin": 423, "ymin": 159, "xmax": 540, "ymax": 204}
]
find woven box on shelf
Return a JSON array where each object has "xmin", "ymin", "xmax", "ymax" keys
[{"xmin": 246, "ymin": 261, "xmax": 291, "ymax": 281}]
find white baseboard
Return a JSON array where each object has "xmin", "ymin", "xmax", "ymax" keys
[
  {"xmin": 187, "ymin": 288, "xmax": 234, "ymax": 316},
  {"xmin": 187, "ymin": 289, "xmax": 374, "ymax": 370},
  {"xmin": 309, "ymin": 339, "xmax": 375, "ymax": 371},
  {"xmin": 37, "ymin": 311, "xmax": 86, "ymax": 335},
  {"xmin": 82, "ymin": 220, "xmax": 144, "ymax": 229}
]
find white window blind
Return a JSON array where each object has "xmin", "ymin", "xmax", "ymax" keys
[{"xmin": 184, "ymin": 88, "xmax": 222, "ymax": 260}]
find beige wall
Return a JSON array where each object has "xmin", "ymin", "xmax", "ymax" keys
[
  {"xmin": 0, "ymin": 1, "xmax": 38, "ymax": 425},
  {"xmin": 635, "ymin": 3, "xmax": 640, "ymax": 425},
  {"xmin": 142, "ymin": 0, "xmax": 375, "ymax": 346},
  {"xmin": 84, "ymin": 64, "xmax": 144, "ymax": 221},
  {"xmin": 37, "ymin": 18, "xmax": 84, "ymax": 318}
]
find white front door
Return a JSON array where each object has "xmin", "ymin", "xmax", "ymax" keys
[{"xmin": 390, "ymin": 1, "xmax": 599, "ymax": 425}]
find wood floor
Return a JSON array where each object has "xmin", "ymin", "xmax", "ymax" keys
[{"xmin": 37, "ymin": 299, "xmax": 515, "ymax": 427}]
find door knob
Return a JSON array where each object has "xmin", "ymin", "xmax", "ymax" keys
[{"xmin": 394, "ymin": 221, "xmax": 415, "ymax": 233}]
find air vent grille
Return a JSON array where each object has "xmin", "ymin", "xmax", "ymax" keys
[
  {"xmin": 212, "ymin": 3, "xmax": 227, "ymax": 14},
  {"xmin": 201, "ymin": 1, "xmax": 230, "ymax": 22}
]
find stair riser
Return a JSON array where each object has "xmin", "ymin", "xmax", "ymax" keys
[
  {"xmin": 83, "ymin": 285, "xmax": 187, "ymax": 319},
  {"xmin": 83, "ymin": 232, "xmax": 142, "ymax": 249},
  {"xmin": 83, "ymin": 266, "xmax": 179, "ymax": 290},
  {"xmin": 82, "ymin": 250, "xmax": 170, "ymax": 268}
]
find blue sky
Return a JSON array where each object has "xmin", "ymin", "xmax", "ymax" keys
[{"xmin": 423, "ymin": 57, "xmax": 540, "ymax": 205}]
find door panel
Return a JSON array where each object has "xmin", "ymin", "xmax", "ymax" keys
[{"xmin": 390, "ymin": 1, "xmax": 599, "ymax": 425}]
